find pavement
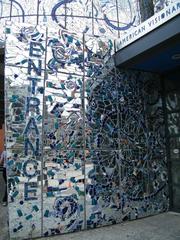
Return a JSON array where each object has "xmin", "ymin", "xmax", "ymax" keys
[
  {"xmin": 1, "ymin": 170, "xmax": 180, "ymax": 240},
  {"xmin": 42, "ymin": 212, "xmax": 180, "ymax": 240}
]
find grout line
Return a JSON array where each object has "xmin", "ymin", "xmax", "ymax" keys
[{"xmin": 82, "ymin": 33, "xmax": 87, "ymax": 231}]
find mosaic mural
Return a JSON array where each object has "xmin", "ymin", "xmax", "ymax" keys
[
  {"xmin": 0, "ymin": 0, "xmax": 139, "ymax": 46},
  {"xmin": 4, "ymin": 20, "xmax": 169, "ymax": 239},
  {"xmin": 0, "ymin": 0, "xmax": 177, "ymax": 46},
  {"xmin": 3, "ymin": 0, "xmax": 176, "ymax": 239}
]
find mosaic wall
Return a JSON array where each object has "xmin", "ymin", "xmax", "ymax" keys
[
  {"xmin": 0, "ymin": 0, "xmax": 139, "ymax": 46},
  {"xmin": 5, "ymin": 21, "xmax": 169, "ymax": 239},
  {"xmin": 0, "ymin": 0, "xmax": 176, "ymax": 46}
]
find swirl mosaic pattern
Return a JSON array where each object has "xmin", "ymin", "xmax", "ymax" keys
[
  {"xmin": 0, "ymin": 0, "xmax": 139, "ymax": 45},
  {"xmin": 0, "ymin": 0, "xmax": 175, "ymax": 46},
  {"xmin": 4, "ymin": 21, "xmax": 169, "ymax": 240}
]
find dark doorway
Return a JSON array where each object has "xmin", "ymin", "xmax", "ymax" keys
[
  {"xmin": 163, "ymin": 69, "xmax": 180, "ymax": 212},
  {"xmin": 0, "ymin": 50, "xmax": 4, "ymax": 129},
  {"xmin": 0, "ymin": 49, "xmax": 8, "ymax": 239}
]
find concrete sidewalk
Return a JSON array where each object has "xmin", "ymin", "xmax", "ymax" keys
[
  {"xmin": 1, "ymin": 210, "xmax": 180, "ymax": 240},
  {"xmin": 43, "ymin": 212, "xmax": 180, "ymax": 240}
]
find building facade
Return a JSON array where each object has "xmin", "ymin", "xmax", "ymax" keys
[{"xmin": 0, "ymin": 0, "xmax": 179, "ymax": 239}]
